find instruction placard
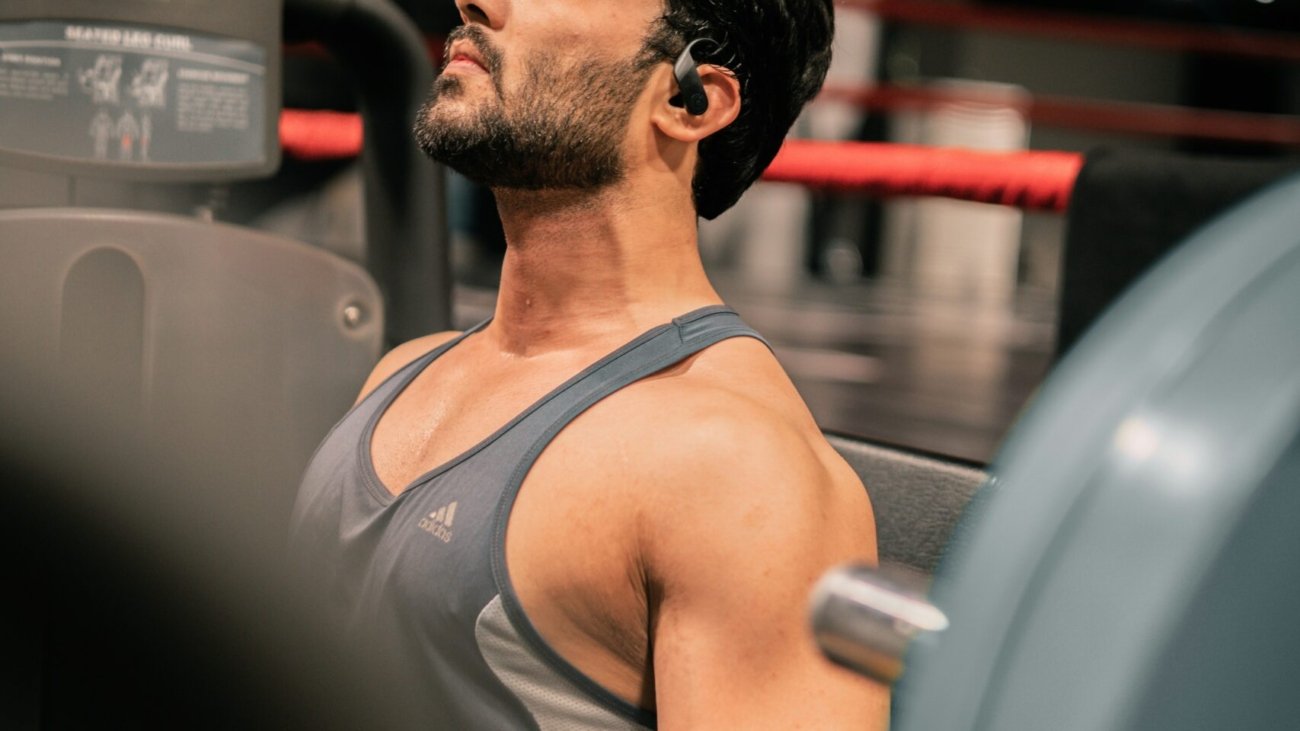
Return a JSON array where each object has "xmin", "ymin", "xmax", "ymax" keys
[{"xmin": 0, "ymin": 20, "xmax": 267, "ymax": 167}]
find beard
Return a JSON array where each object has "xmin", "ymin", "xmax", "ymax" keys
[{"xmin": 414, "ymin": 28, "xmax": 652, "ymax": 191}]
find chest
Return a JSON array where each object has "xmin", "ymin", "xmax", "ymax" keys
[
  {"xmin": 370, "ymin": 346, "xmax": 583, "ymax": 494},
  {"xmin": 361, "ymin": 351, "xmax": 652, "ymax": 691}
]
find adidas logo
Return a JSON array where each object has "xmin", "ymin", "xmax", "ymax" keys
[{"xmin": 418, "ymin": 502, "xmax": 458, "ymax": 543}]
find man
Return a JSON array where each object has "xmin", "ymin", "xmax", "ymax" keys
[{"xmin": 290, "ymin": 0, "xmax": 888, "ymax": 727}]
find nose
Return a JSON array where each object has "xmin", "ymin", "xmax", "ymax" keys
[{"xmin": 456, "ymin": 0, "xmax": 506, "ymax": 30}]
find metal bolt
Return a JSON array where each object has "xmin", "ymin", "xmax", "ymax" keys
[{"xmin": 342, "ymin": 303, "xmax": 365, "ymax": 329}]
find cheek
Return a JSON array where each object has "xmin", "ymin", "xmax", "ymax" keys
[
  {"xmin": 512, "ymin": 2, "xmax": 654, "ymax": 64},
  {"xmin": 501, "ymin": 47, "xmax": 575, "ymax": 101},
  {"xmin": 571, "ymin": 1, "xmax": 661, "ymax": 48}
]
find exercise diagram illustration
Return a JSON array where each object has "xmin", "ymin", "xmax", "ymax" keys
[
  {"xmin": 77, "ymin": 54, "xmax": 122, "ymax": 105},
  {"xmin": 88, "ymin": 109, "xmax": 113, "ymax": 160},
  {"xmin": 80, "ymin": 55, "xmax": 166, "ymax": 161},
  {"xmin": 129, "ymin": 59, "xmax": 168, "ymax": 108}
]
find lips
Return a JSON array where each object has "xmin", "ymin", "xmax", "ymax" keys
[{"xmin": 446, "ymin": 42, "xmax": 488, "ymax": 73}]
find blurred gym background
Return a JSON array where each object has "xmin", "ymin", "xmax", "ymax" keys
[{"xmin": 240, "ymin": 0, "xmax": 1300, "ymax": 462}]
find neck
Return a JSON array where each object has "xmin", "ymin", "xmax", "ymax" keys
[{"xmin": 484, "ymin": 183, "xmax": 722, "ymax": 356}]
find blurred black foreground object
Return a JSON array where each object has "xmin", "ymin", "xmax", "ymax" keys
[
  {"xmin": 0, "ymin": 356, "xmax": 426, "ymax": 731},
  {"xmin": 0, "ymin": 1, "xmax": 443, "ymax": 726}
]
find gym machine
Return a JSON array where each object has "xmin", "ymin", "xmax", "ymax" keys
[{"xmin": 814, "ymin": 171, "xmax": 1300, "ymax": 730}]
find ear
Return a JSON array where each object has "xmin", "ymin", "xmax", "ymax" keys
[{"xmin": 650, "ymin": 63, "xmax": 742, "ymax": 143}]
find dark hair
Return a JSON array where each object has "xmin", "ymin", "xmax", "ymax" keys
[{"xmin": 639, "ymin": 0, "xmax": 835, "ymax": 220}]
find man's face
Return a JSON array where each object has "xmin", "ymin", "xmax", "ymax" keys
[{"xmin": 415, "ymin": 4, "xmax": 662, "ymax": 192}]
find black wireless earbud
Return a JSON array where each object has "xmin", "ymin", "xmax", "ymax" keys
[{"xmin": 673, "ymin": 38, "xmax": 717, "ymax": 115}]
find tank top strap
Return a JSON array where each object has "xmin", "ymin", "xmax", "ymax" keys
[
  {"xmin": 486, "ymin": 305, "xmax": 765, "ymax": 724},
  {"xmin": 359, "ymin": 317, "xmax": 494, "ymax": 409},
  {"xmin": 515, "ymin": 305, "xmax": 766, "ymax": 448},
  {"xmin": 671, "ymin": 304, "xmax": 767, "ymax": 350}
]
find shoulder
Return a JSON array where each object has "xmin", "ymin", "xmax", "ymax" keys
[
  {"xmin": 624, "ymin": 335, "xmax": 854, "ymax": 482},
  {"xmin": 352, "ymin": 330, "xmax": 462, "ymax": 404},
  {"xmin": 640, "ymin": 383, "xmax": 872, "ymax": 551},
  {"xmin": 545, "ymin": 334, "xmax": 886, "ymax": 726},
  {"xmin": 574, "ymin": 337, "xmax": 877, "ymax": 569}
]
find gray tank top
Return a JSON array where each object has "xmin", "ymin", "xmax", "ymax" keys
[{"xmin": 289, "ymin": 306, "xmax": 764, "ymax": 730}]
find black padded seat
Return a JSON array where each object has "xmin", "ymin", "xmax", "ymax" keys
[{"xmin": 826, "ymin": 432, "xmax": 988, "ymax": 574}]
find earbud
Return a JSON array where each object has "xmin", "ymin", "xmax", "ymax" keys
[{"xmin": 673, "ymin": 38, "xmax": 717, "ymax": 116}]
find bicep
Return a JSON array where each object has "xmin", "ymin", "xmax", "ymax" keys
[{"xmin": 646, "ymin": 442, "xmax": 888, "ymax": 730}]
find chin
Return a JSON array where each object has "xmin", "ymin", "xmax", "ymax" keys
[
  {"xmin": 434, "ymin": 79, "xmax": 497, "ymax": 112},
  {"xmin": 423, "ymin": 101, "xmax": 478, "ymax": 134}
]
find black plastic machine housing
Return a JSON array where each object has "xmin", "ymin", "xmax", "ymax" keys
[{"xmin": 0, "ymin": 0, "xmax": 282, "ymax": 182}]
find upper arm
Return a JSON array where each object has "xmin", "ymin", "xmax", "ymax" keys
[
  {"xmin": 353, "ymin": 331, "xmax": 461, "ymax": 405},
  {"xmin": 642, "ymin": 405, "xmax": 888, "ymax": 730}
]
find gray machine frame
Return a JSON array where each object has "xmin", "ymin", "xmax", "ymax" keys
[{"xmin": 898, "ymin": 173, "xmax": 1300, "ymax": 731}]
